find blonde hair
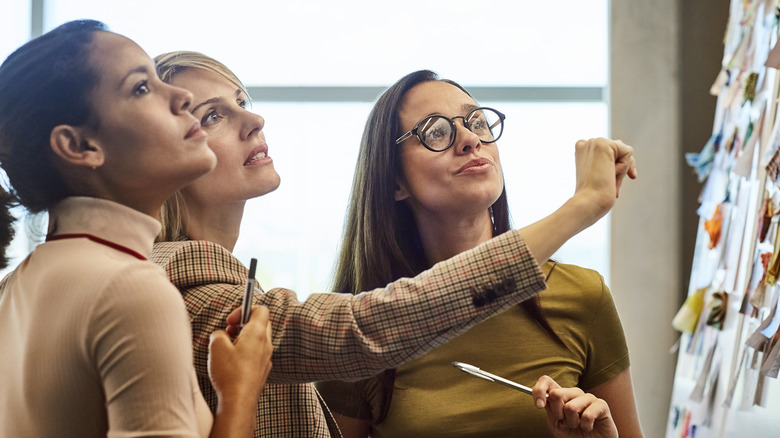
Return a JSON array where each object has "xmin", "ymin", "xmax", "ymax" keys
[{"xmin": 153, "ymin": 51, "xmax": 247, "ymax": 242}]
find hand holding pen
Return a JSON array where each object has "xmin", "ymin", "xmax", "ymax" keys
[
  {"xmin": 452, "ymin": 362, "xmax": 617, "ymax": 438},
  {"xmin": 533, "ymin": 375, "xmax": 617, "ymax": 438},
  {"xmin": 209, "ymin": 305, "xmax": 273, "ymax": 436},
  {"xmin": 226, "ymin": 258, "xmax": 266, "ymax": 338}
]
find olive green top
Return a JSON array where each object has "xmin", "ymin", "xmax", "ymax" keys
[{"xmin": 317, "ymin": 261, "xmax": 630, "ymax": 438}]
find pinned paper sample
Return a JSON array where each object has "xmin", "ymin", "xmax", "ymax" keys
[
  {"xmin": 765, "ymin": 229, "xmax": 780, "ymax": 285},
  {"xmin": 690, "ymin": 338, "xmax": 720, "ymax": 403},
  {"xmin": 673, "ymin": 288, "xmax": 707, "ymax": 333},
  {"xmin": 744, "ymin": 72, "xmax": 760, "ymax": 102},
  {"xmin": 686, "ymin": 133, "xmax": 720, "ymax": 183},
  {"xmin": 765, "ymin": 39, "xmax": 780, "ymax": 69},
  {"xmin": 748, "ymin": 247, "xmax": 773, "ymax": 309},
  {"xmin": 733, "ymin": 118, "xmax": 760, "ymax": 178},
  {"xmin": 765, "ymin": 143, "xmax": 780, "ymax": 182},
  {"xmin": 704, "ymin": 204, "xmax": 724, "ymax": 249},
  {"xmin": 757, "ymin": 195, "xmax": 778, "ymax": 243},
  {"xmin": 746, "ymin": 290, "xmax": 778, "ymax": 349},
  {"xmin": 706, "ymin": 291, "xmax": 729, "ymax": 330},
  {"xmin": 760, "ymin": 335, "xmax": 780, "ymax": 378},
  {"xmin": 710, "ymin": 69, "xmax": 730, "ymax": 96},
  {"xmin": 723, "ymin": 346, "xmax": 748, "ymax": 408},
  {"xmin": 726, "ymin": 31, "xmax": 751, "ymax": 69},
  {"xmin": 759, "ymin": 296, "xmax": 780, "ymax": 339}
]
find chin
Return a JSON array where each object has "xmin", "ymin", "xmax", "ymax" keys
[{"xmin": 253, "ymin": 177, "xmax": 281, "ymax": 199}]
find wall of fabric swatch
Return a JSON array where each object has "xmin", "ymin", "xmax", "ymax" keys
[{"xmin": 667, "ymin": 1, "xmax": 780, "ymax": 436}]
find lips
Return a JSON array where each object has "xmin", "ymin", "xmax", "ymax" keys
[
  {"xmin": 185, "ymin": 121, "xmax": 205, "ymax": 140},
  {"xmin": 244, "ymin": 144, "xmax": 269, "ymax": 165},
  {"xmin": 457, "ymin": 157, "xmax": 493, "ymax": 174}
]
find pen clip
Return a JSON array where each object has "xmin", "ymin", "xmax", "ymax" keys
[{"xmin": 452, "ymin": 361, "xmax": 496, "ymax": 382}]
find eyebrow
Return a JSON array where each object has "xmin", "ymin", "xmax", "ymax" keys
[
  {"xmin": 192, "ymin": 89, "xmax": 244, "ymax": 114},
  {"xmin": 461, "ymin": 103, "xmax": 479, "ymax": 113},
  {"xmin": 419, "ymin": 103, "xmax": 480, "ymax": 119},
  {"xmin": 119, "ymin": 65, "xmax": 151, "ymax": 89}
]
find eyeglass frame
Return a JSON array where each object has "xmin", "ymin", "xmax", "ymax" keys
[{"xmin": 395, "ymin": 106, "xmax": 506, "ymax": 152}]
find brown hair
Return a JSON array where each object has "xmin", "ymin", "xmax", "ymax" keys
[{"xmin": 332, "ymin": 70, "xmax": 563, "ymax": 424}]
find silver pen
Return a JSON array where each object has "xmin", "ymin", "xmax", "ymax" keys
[{"xmin": 452, "ymin": 361, "xmax": 534, "ymax": 395}]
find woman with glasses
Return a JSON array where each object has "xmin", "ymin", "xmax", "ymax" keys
[
  {"xmin": 316, "ymin": 70, "xmax": 644, "ymax": 437},
  {"xmin": 151, "ymin": 53, "xmax": 636, "ymax": 437},
  {"xmin": 0, "ymin": 21, "xmax": 273, "ymax": 437}
]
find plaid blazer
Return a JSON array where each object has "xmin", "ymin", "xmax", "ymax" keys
[{"xmin": 151, "ymin": 229, "xmax": 545, "ymax": 437}]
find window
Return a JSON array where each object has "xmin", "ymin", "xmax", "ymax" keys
[
  {"xmin": 2, "ymin": 0, "xmax": 610, "ymax": 297},
  {"xmin": 0, "ymin": 1, "xmax": 30, "ymax": 61}
]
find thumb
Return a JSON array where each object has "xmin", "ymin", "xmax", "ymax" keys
[{"xmin": 209, "ymin": 329, "xmax": 233, "ymax": 355}]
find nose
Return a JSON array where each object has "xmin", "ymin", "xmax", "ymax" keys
[
  {"xmin": 170, "ymin": 84, "xmax": 193, "ymax": 115},
  {"xmin": 242, "ymin": 110, "xmax": 265, "ymax": 141},
  {"xmin": 453, "ymin": 120, "xmax": 481, "ymax": 155}
]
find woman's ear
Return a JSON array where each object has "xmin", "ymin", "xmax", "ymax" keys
[
  {"xmin": 49, "ymin": 125, "xmax": 104, "ymax": 169},
  {"xmin": 394, "ymin": 177, "xmax": 410, "ymax": 201}
]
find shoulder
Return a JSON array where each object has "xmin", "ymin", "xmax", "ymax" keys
[
  {"xmin": 101, "ymin": 260, "xmax": 187, "ymax": 310},
  {"xmin": 539, "ymin": 261, "xmax": 619, "ymax": 323},
  {"xmin": 79, "ymin": 259, "xmax": 191, "ymax": 344},
  {"xmin": 151, "ymin": 240, "xmax": 230, "ymax": 267},
  {"xmin": 151, "ymin": 240, "xmax": 245, "ymax": 289},
  {"xmin": 544, "ymin": 261, "xmax": 606, "ymax": 297},
  {"xmin": 42, "ymin": 239, "xmax": 177, "ymax": 304}
]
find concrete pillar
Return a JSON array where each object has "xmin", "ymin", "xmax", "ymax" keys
[{"xmin": 610, "ymin": 1, "xmax": 681, "ymax": 436}]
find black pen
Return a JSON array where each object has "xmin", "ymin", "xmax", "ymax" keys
[{"xmin": 241, "ymin": 258, "xmax": 258, "ymax": 329}]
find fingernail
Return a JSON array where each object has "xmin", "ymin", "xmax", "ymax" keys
[{"xmin": 536, "ymin": 398, "xmax": 545, "ymax": 409}]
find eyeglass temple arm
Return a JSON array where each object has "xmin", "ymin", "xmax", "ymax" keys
[
  {"xmin": 396, "ymin": 131, "xmax": 414, "ymax": 144},
  {"xmin": 488, "ymin": 112, "xmax": 505, "ymax": 130}
]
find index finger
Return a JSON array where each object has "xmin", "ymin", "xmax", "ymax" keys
[
  {"xmin": 243, "ymin": 305, "xmax": 270, "ymax": 326},
  {"xmin": 614, "ymin": 140, "xmax": 637, "ymax": 179},
  {"xmin": 227, "ymin": 305, "xmax": 271, "ymax": 338},
  {"xmin": 532, "ymin": 375, "xmax": 559, "ymax": 408}
]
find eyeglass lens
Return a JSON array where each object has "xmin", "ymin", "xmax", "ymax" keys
[{"xmin": 419, "ymin": 108, "xmax": 502, "ymax": 151}]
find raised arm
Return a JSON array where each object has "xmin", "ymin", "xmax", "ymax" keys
[
  {"xmin": 226, "ymin": 227, "xmax": 547, "ymax": 383},
  {"xmin": 154, "ymin": 138, "xmax": 638, "ymax": 385},
  {"xmin": 520, "ymin": 138, "xmax": 636, "ymax": 265}
]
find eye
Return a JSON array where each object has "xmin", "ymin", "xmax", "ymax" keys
[
  {"xmin": 238, "ymin": 98, "xmax": 249, "ymax": 109},
  {"xmin": 467, "ymin": 113, "xmax": 490, "ymax": 133},
  {"xmin": 470, "ymin": 117, "xmax": 488, "ymax": 131},
  {"xmin": 424, "ymin": 126, "xmax": 449, "ymax": 141},
  {"xmin": 201, "ymin": 109, "xmax": 223, "ymax": 127},
  {"xmin": 133, "ymin": 80, "xmax": 150, "ymax": 96},
  {"xmin": 421, "ymin": 117, "xmax": 451, "ymax": 143}
]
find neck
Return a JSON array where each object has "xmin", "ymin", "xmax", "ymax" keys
[
  {"xmin": 182, "ymin": 197, "xmax": 245, "ymax": 252},
  {"xmin": 414, "ymin": 208, "xmax": 494, "ymax": 266}
]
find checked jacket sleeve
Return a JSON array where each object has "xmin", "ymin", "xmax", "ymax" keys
[{"xmin": 151, "ymin": 228, "xmax": 546, "ymax": 384}]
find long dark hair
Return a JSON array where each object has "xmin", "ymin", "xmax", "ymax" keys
[
  {"xmin": 332, "ymin": 69, "xmax": 560, "ymax": 423},
  {"xmin": 0, "ymin": 19, "xmax": 108, "ymax": 269}
]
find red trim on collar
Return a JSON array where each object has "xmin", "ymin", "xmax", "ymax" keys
[{"xmin": 47, "ymin": 233, "xmax": 147, "ymax": 261}]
